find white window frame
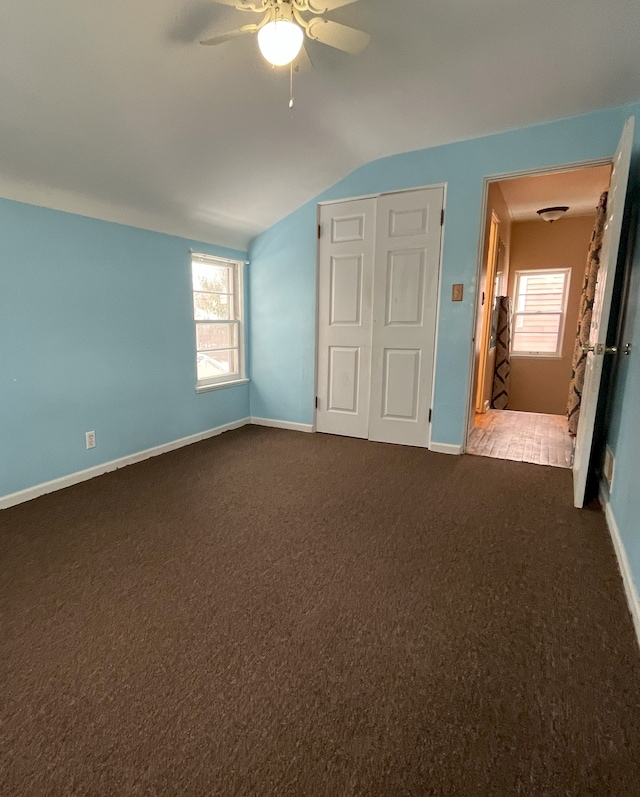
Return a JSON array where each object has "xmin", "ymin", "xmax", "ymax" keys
[
  {"xmin": 191, "ymin": 253, "xmax": 246, "ymax": 391},
  {"xmin": 511, "ymin": 267, "xmax": 571, "ymax": 358}
]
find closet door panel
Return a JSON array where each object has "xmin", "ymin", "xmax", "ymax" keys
[
  {"xmin": 316, "ymin": 198, "xmax": 376, "ymax": 438},
  {"xmin": 368, "ymin": 187, "xmax": 444, "ymax": 447}
]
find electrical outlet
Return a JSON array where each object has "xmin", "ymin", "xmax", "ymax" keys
[{"xmin": 85, "ymin": 431, "xmax": 96, "ymax": 449}]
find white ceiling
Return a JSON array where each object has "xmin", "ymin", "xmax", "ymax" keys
[
  {"xmin": 0, "ymin": 1, "xmax": 639, "ymax": 250},
  {"xmin": 498, "ymin": 164, "xmax": 613, "ymax": 222}
]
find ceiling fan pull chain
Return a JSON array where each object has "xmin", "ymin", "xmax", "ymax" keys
[{"xmin": 289, "ymin": 61, "xmax": 295, "ymax": 108}]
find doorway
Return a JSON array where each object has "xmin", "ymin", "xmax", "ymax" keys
[{"xmin": 467, "ymin": 162, "xmax": 612, "ymax": 468}]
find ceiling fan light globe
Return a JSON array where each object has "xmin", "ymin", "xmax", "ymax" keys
[{"xmin": 258, "ymin": 19, "xmax": 304, "ymax": 66}]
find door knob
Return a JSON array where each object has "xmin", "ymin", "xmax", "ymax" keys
[{"xmin": 581, "ymin": 343, "xmax": 618, "ymax": 355}]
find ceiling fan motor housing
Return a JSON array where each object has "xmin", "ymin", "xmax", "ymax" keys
[{"xmin": 201, "ymin": 0, "xmax": 370, "ymax": 60}]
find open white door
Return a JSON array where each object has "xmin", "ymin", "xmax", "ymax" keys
[{"xmin": 573, "ymin": 116, "xmax": 635, "ymax": 507}]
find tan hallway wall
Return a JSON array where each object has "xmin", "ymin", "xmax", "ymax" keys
[{"xmin": 506, "ymin": 214, "xmax": 595, "ymax": 415}]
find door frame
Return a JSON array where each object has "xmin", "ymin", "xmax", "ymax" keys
[
  {"xmin": 314, "ymin": 182, "xmax": 448, "ymax": 448},
  {"xmin": 475, "ymin": 210, "xmax": 501, "ymax": 414},
  {"xmin": 464, "ymin": 157, "xmax": 613, "ymax": 451}
]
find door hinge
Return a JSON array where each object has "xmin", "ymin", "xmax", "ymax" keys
[
  {"xmin": 315, "ymin": 396, "xmax": 319, "ymax": 409},
  {"xmin": 428, "ymin": 408, "xmax": 432, "ymax": 423},
  {"xmin": 317, "ymin": 223, "xmax": 321, "ymax": 239},
  {"xmin": 440, "ymin": 208, "xmax": 445, "ymax": 226}
]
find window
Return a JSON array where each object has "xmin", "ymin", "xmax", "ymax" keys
[
  {"xmin": 191, "ymin": 253, "xmax": 245, "ymax": 389},
  {"xmin": 511, "ymin": 268, "xmax": 571, "ymax": 357}
]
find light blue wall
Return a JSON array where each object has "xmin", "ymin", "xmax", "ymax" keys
[
  {"xmin": 606, "ymin": 165, "xmax": 640, "ymax": 583},
  {"xmin": 249, "ymin": 208, "xmax": 317, "ymax": 423},
  {"xmin": 249, "ymin": 102, "xmax": 640, "ymax": 443},
  {"xmin": 2, "ymin": 102, "xmax": 638, "ymax": 598},
  {"xmin": 249, "ymin": 100, "xmax": 640, "ymax": 597},
  {"xmin": 0, "ymin": 200, "xmax": 249, "ymax": 497}
]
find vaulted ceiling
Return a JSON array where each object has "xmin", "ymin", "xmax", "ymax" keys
[{"xmin": 1, "ymin": 1, "xmax": 639, "ymax": 250}]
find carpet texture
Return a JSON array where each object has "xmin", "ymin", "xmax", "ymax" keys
[{"xmin": 2, "ymin": 426, "xmax": 640, "ymax": 796}]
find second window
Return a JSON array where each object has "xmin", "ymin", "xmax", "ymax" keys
[
  {"xmin": 511, "ymin": 268, "xmax": 571, "ymax": 357},
  {"xmin": 191, "ymin": 253, "xmax": 244, "ymax": 387}
]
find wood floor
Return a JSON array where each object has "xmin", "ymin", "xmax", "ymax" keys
[{"xmin": 466, "ymin": 409, "xmax": 573, "ymax": 468}]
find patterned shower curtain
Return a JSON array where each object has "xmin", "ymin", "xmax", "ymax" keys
[
  {"xmin": 567, "ymin": 191, "xmax": 608, "ymax": 435},
  {"xmin": 491, "ymin": 296, "xmax": 512, "ymax": 409}
]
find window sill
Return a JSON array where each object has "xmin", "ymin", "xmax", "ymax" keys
[
  {"xmin": 510, "ymin": 353, "xmax": 563, "ymax": 360},
  {"xmin": 196, "ymin": 378, "xmax": 250, "ymax": 394}
]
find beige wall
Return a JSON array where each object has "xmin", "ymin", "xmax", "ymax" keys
[
  {"xmin": 471, "ymin": 182, "xmax": 511, "ymax": 422},
  {"xmin": 506, "ymin": 215, "xmax": 595, "ymax": 414}
]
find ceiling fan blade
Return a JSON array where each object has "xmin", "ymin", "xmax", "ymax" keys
[
  {"xmin": 209, "ymin": 0, "xmax": 263, "ymax": 8},
  {"xmin": 292, "ymin": 45, "xmax": 313, "ymax": 73},
  {"xmin": 200, "ymin": 23, "xmax": 259, "ymax": 46},
  {"xmin": 307, "ymin": 0, "xmax": 360, "ymax": 12},
  {"xmin": 306, "ymin": 18, "xmax": 370, "ymax": 54}
]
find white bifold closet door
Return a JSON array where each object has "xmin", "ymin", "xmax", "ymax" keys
[
  {"xmin": 316, "ymin": 197, "xmax": 376, "ymax": 439},
  {"xmin": 316, "ymin": 187, "xmax": 444, "ymax": 447}
]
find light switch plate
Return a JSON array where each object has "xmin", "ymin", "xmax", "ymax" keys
[{"xmin": 452, "ymin": 284, "xmax": 463, "ymax": 302}]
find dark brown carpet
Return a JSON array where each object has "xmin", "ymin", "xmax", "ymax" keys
[{"xmin": 2, "ymin": 426, "xmax": 640, "ymax": 796}]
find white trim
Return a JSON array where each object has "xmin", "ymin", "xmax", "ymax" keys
[
  {"xmin": 464, "ymin": 179, "xmax": 489, "ymax": 446},
  {"xmin": 427, "ymin": 182, "xmax": 447, "ymax": 449},
  {"xmin": 429, "ymin": 441, "xmax": 463, "ymax": 455},
  {"xmin": 600, "ymin": 483, "xmax": 640, "ymax": 651},
  {"xmin": 511, "ymin": 267, "xmax": 571, "ymax": 358},
  {"xmin": 196, "ymin": 378, "xmax": 249, "ymax": 393},
  {"xmin": 314, "ymin": 201, "xmax": 322, "ymax": 432},
  {"xmin": 482, "ymin": 157, "xmax": 611, "ymax": 186},
  {"xmin": 510, "ymin": 352, "xmax": 564, "ymax": 359},
  {"xmin": 317, "ymin": 182, "xmax": 448, "ymax": 208},
  {"xmin": 465, "ymin": 157, "xmax": 614, "ymax": 452},
  {"xmin": 250, "ymin": 417, "xmax": 315, "ymax": 433},
  {"xmin": 192, "ymin": 255, "xmax": 247, "ymax": 390},
  {"xmin": 190, "ymin": 251, "xmax": 241, "ymax": 266},
  {"xmin": 0, "ymin": 418, "xmax": 250, "ymax": 510},
  {"xmin": 316, "ymin": 183, "xmax": 447, "ymax": 443}
]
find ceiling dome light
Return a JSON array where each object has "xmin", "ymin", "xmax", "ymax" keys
[
  {"xmin": 258, "ymin": 18, "xmax": 304, "ymax": 66},
  {"xmin": 537, "ymin": 206, "xmax": 569, "ymax": 223}
]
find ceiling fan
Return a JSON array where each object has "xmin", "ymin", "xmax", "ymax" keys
[{"xmin": 200, "ymin": 0, "xmax": 370, "ymax": 69}]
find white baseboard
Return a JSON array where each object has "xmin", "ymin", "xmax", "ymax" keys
[
  {"xmin": 0, "ymin": 417, "xmax": 250, "ymax": 510},
  {"xmin": 600, "ymin": 483, "xmax": 640, "ymax": 651},
  {"xmin": 2, "ymin": 418, "xmax": 459, "ymax": 510},
  {"xmin": 250, "ymin": 417, "xmax": 315, "ymax": 433},
  {"xmin": 429, "ymin": 441, "xmax": 463, "ymax": 455}
]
